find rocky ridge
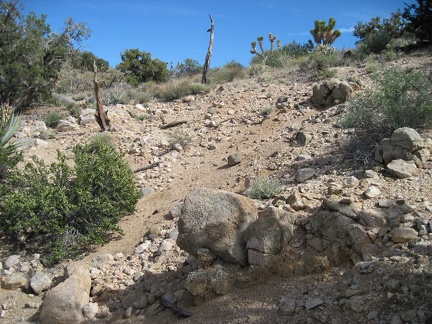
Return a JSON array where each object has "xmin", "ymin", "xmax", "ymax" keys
[{"xmin": 0, "ymin": 48, "xmax": 431, "ymax": 323}]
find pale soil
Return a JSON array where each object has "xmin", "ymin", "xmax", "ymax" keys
[{"xmin": 1, "ymin": 46, "xmax": 432, "ymax": 323}]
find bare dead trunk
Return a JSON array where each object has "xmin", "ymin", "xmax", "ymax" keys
[
  {"xmin": 93, "ymin": 61, "xmax": 111, "ymax": 131},
  {"xmin": 201, "ymin": 14, "xmax": 214, "ymax": 84}
]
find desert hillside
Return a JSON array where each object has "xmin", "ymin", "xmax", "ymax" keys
[{"xmin": 1, "ymin": 46, "xmax": 432, "ymax": 323}]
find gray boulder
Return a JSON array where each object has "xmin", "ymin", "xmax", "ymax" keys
[
  {"xmin": 377, "ymin": 127, "xmax": 426, "ymax": 166},
  {"xmin": 177, "ymin": 188, "xmax": 258, "ymax": 267},
  {"xmin": 244, "ymin": 207, "xmax": 294, "ymax": 267},
  {"xmin": 310, "ymin": 78, "xmax": 354, "ymax": 107},
  {"xmin": 39, "ymin": 261, "xmax": 91, "ymax": 324},
  {"xmin": 387, "ymin": 159, "xmax": 418, "ymax": 179},
  {"xmin": 30, "ymin": 272, "xmax": 52, "ymax": 295}
]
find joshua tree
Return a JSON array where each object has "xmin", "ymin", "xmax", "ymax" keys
[
  {"xmin": 310, "ymin": 18, "xmax": 341, "ymax": 46},
  {"xmin": 250, "ymin": 33, "xmax": 281, "ymax": 64}
]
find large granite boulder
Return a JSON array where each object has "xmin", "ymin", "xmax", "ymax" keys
[{"xmin": 176, "ymin": 188, "xmax": 258, "ymax": 267}]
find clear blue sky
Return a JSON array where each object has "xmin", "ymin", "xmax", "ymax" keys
[{"xmin": 22, "ymin": 0, "xmax": 415, "ymax": 68}]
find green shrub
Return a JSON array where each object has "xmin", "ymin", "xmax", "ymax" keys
[
  {"xmin": 299, "ymin": 51, "xmax": 344, "ymax": 75},
  {"xmin": 246, "ymin": 177, "xmax": 283, "ymax": 199},
  {"xmin": 44, "ymin": 111, "xmax": 65, "ymax": 128},
  {"xmin": 167, "ymin": 131, "xmax": 194, "ymax": 149},
  {"xmin": 211, "ymin": 61, "xmax": 246, "ymax": 83},
  {"xmin": 72, "ymin": 135, "xmax": 140, "ymax": 244},
  {"xmin": 339, "ymin": 67, "xmax": 432, "ymax": 143},
  {"xmin": 0, "ymin": 135, "xmax": 140, "ymax": 264},
  {"xmin": 364, "ymin": 57, "xmax": 380, "ymax": 74},
  {"xmin": 259, "ymin": 106, "xmax": 273, "ymax": 117},
  {"xmin": 154, "ymin": 79, "xmax": 209, "ymax": 102},
  {"xmin": 360, "ymin": 30, "xmax": 394, "ymax": 54},
  {"xmin": 0, "ymin": 143, "xmax": 22, "ymax": 180},
  {"xmin": 67, "ymin": 104, "xmax": 82, "ymax": 118},
  {"xmin": 403, "ymin": 0, "xmax": 432, "ymax": 42},
  {"xmin": 71, "ymin": 93, "xmax": 87, "ymax": 101}
]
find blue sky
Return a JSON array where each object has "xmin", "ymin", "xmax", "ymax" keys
[{"xmin": 22, "ymin": 0, "xmax": 415, "ymax": 68}]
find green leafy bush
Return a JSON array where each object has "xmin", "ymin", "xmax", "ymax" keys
[
  {"xmin": 339, "ymin": 67, "xmax": 432, "ymax": 142},
  {"xmin": 246, "ymin": 177, "xmax": 283, "ymax": 199},
  {"xmin": 0, "ymin": 143, "xmax": 22, "ymax": 181},
  {"xmin": 72, "ymin": 135, "xmax": 140, "ymax": 244},
  {"xmin": 44, "ymin": 111, "xmax": 65, "ymax": 128},
  {"xmin": 0, "ymin": 135, "xmax": 140, "ymax": 264}
]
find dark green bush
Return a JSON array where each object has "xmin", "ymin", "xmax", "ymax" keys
[
  {"xmin": 72, "ymin": 135, "xmax": 140, "ymax": 244},
  {"xmin": 339, "ymin": 67, "xmax": 432, "ymax": 142},
  {"xmin": 403, "ymin": 0, "xmax": 432, "ymax": 42},
  {"xmin": 0, "ymin": 135, "xmax": 140, "ymax": 264},
  {"xmin": 117, "ymin": 49, "xmax": 169, "ymax": 85},
  {"xmin": 0, "ymin": 143, "xmax": 22, "ymax": 180}
]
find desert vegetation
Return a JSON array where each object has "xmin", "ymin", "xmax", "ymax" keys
[{"xmin": 0, "ymin": 0, "xmax": 431, "ymax": 266}]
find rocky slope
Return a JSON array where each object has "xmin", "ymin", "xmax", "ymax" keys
[{"xmin": 1, "ymin": 47, "xmax": 432, "ymax": 323}]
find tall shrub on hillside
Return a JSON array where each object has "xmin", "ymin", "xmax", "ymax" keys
[
  {"xmin": 117, "ymin": 49, "xmax": 169, "ymax": 85},
  {"xmin": 71, "ymin": 51, "xmax": 109, "ymax": 72},
  {"xmin": 0, "ymin": 0, "xmax": 90, "ymax": 111},
  {"xmin": 403, "ymin": 0, "xmax": 432, "ymax": 42},
  {"xmin": 353, "ymin": 11, "xmax": 405, "ymax": 53}
]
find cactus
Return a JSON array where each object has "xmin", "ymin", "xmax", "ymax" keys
[{"xmin": 310, "ymin": 18, "xmax": 341, "ymax": 46}]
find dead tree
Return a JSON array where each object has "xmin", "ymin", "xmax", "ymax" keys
[
  {"xmin": 201, "ymin": 14, "xmax": 214, "ymax": 84},
  {"xmin": 93, "ymin": 61, "xmax": 111, "ymax": 131}
]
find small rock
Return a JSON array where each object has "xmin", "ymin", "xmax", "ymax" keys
[
  {"xmin": 378, "ymin": 199, "xmax": 394, "ymax": 208},
  {"xmin": 343, "ymin": 176, "xmax": 359, "ymax": 188},
  {"xmin": 387, "ymin": 159, "xmax": 417, "ymax": 179},
  {"xmin": 227, "ymin": 154, "xmax": 242, "ymax": 166},
  {"xmin": 390, "ymin": 227, "xmax": 418, "ymax": 243},
  {"xmin": 363, "ymin": 186, "xmax": 381, "ymax": 198},
  {"xmin": 134, "ymin": 241, "xmax": 151, "ymax": 254},
  {"xmin": 278, "ymin": 297, "xmax": 296, "ymax": 315},
  {"xmin": 305, "ymin": 297, "xmax": 324, "ymax": 310},
  {"xmin": 295, "ymin": 168, "xmax": 315, "ymax": 183},
  {"xmin": 364, "ymin": 169, "xmax": 379, "ymax": 179},
  {"xmin": 294, "ymin": 131, "xmax": 311, "ymax": 146},
  {"xmin": 82, "ymin": 303, "xmax": 99, "ymax": 319},
  {"xmin": 4, "ymin": 255, "xmax": 20, "ymax": 269},
  {"xmin": 348, "ymin": 295, "xmax": 364, "ymax": 313},
  {"xmin": 2, "ymin": 273, "xmax": 28, "ymax": 290},
  {"xmin": 30, "ymin": 272, "xmax": 52, "ymax": 295}
]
